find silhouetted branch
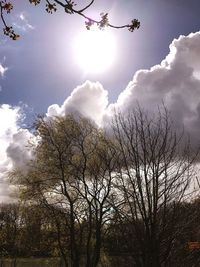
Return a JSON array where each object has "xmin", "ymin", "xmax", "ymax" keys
[
  {"xmin": 0, "ymin": 0, "xmax": 19, "ymax": 40},
  {"xmin": 0, "ymin": 0, "xmax": 140, "ymax": 40}
]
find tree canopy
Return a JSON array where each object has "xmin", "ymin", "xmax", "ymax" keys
[{"xmin": 9, "ymin": 109, "xmax": 199, "ymax": 267}]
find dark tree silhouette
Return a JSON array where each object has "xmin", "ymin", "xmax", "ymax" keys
[
  {"xmin": 111, "ymin": 107, "xmax": 198, "ymax": 267},
  {"xmin": 0, "ymin": 0, "xmax": 140, "ymax": 40}
]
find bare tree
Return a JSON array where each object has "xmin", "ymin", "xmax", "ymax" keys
[
  {"xmin": 111, "ymin": 107, "xmax": 198, "ymax": 267},
  {"xmin": 0, "ymin": 0, "xmax": 140, "ymax": 40}
]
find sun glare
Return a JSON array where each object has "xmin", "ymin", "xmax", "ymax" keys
[{"xmin": 73, "ymin": 27, "xmax": 116, "ymax": 73}]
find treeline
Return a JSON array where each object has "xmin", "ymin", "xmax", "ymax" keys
[
  {"xmin": 4, "ymin": 108, "xmax": 200, "ymax": 267},
  {"xmin": 0, "ymin": 201, "xmax": 200, "ymax": 266},
  {"xmin": 0, "ymin": 200, "xmax": 200, "ymax": 267}
]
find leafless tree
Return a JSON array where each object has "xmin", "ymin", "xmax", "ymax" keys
[{"xmin": 111, "ymin": 107, "xmax": 198, "ymax": 267}]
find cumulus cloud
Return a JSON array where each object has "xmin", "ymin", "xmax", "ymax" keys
[
  {"xmin": 0, "ymin": 105, "xmax": 32, "ymax": 202},
  {"xmin": 46, "ymin": 32, "xmax": 199, "ymax": 137},
  {"xmin": 6, "ymin": 129, "xmax": 33, "ymax": 169},
  {"xmin": 47, "ymin": 31, "xmax": 200, "ymax": 148},
  {"xmin": 105, "ymin": 31, "xmax": 200, "ymax": 146},
  {"xmin": 47, "ymin": 80, "xmax": 108, "ymax": 126},
  {"xmin": 2, "ymin": 31, "xmax": 200, "ymax": 201}
]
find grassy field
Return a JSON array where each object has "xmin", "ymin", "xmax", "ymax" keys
[
  {"xmin": 0, "ymin": 257, "xmax": 63, "ymax": 267},
  {"xmin": 0, "ymin": 255, "xmax": 113, "ymax": 267}
]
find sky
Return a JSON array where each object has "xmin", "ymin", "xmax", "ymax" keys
[{"xmin": 0, "ymin": 0, "xmax": 200, "ymax": 201}]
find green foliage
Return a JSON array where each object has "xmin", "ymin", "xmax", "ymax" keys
[{"xmin": 10, "ymin": 114, "xmax": 117, "ymax": 267}]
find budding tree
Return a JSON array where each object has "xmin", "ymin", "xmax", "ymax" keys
[
  {"xmin": 10, "ymin": 114, "xmax": 117, "ymax": 267},
  {"xmin": 0, "ymin": 0, "xmax": 140, "ymax": 40}
]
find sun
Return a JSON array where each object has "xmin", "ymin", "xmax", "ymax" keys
[{"xmin": 73, "ymin": 27, "xmax": 116, "ymax": 73}]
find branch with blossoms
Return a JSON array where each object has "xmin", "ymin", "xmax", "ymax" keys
[
  {"xmin": 0, "ymin": 0, "xmax": 140, "ymax": 40},
  {"xmin": 0, "ymin": 0, "xmax": 19, "ymax": 40}
]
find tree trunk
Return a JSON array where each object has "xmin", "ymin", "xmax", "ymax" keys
[{"xmin": 92, "ymin": 223, "xmax": 102, "ymax": 267}]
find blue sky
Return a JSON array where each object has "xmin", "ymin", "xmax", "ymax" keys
[
  {"xmin": 1, "ymin": 0, "xmax": 200, "ymax": 116},
  {"xmin": 0, "ymin": 0, "xmax": 200, "ymax": 201}
]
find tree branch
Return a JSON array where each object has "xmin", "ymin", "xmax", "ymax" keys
[{"xmin": 0, "ymin": 0, "xmax": 140, "ymax": 40}]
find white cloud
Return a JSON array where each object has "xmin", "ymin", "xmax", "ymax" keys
[
  {"xmin": 19, "ymin": 13, "xmax": 25, "ymax": 21},
  {"xmin": 46, "ymin": 32, "xmax": 200, "ymax": 146},
  {"xmin": 0, "ymin": 57, "xmax": 8, "ymax": 80},
  {"xmin": 0, "ymin": 105, "xmax": 20, "ymax": 202},
  {"xmin": 47, "ymin": 80, "xmax": 108, "ymax": 126},
  {"xmin": 105, "ymin": 32, "xmax": 200, "ymax": 145},
  {"xmin": 13, "ymin": 12, "xmax": 34, "ymax": 32},
  {"xmin": 0, "ymin": 105, "xmax": 32, "ymax": 202},
  {"xmin": 0, "ymin": 63, "xmax": 8, "ymax": 77},
  {"xmin": 2, "ymin": 31, "xmax": 200, "ymax": 201},
  {"xmin": 6, "ymin": 129, "xmax": 33, "ymax": 169}
]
